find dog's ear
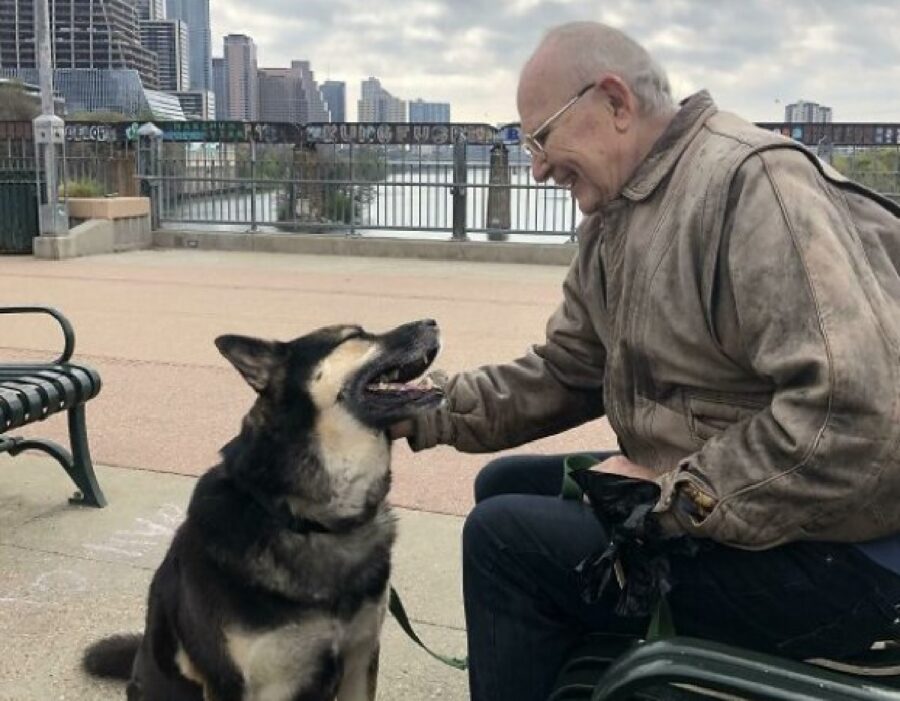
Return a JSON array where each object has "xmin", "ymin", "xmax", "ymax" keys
[{"xmin": 215, "ymin": 335, "xmax": 280, "ymax": 393}]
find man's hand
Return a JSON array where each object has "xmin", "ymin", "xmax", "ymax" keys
[
  {"xmin": 595, "ymin": 454, "xmax": 656, "ymax": 481},
  {"xmin": 388, "ymin": 419, "xmax": 414, "ymax": 441}
]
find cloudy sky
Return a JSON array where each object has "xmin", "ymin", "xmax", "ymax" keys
[{"xmin": 210, "ymin": 0, "xmax": 900, "ymax": 124}]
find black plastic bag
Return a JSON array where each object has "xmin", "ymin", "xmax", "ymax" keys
[{"xmin": 569, "ymin": 466, "xmax": 701, "ymax": 618}]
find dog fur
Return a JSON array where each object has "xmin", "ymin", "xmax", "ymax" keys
[{"xmin": 83, "ymin": 319, "xmax": 443, "ymax": 701}]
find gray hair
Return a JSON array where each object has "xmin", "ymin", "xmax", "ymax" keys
[{"xmin": 538, "ymin": 22, "xmax": 675, "ymax": 116}]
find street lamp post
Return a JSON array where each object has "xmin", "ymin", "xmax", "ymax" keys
[{"xmin": 33, "ymin": 0, "xmax": 68, "ymax": 237}]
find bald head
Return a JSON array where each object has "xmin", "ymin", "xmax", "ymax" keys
[{"xmin": 519, "ymin": 22, "xmax": 674, "ymax": 117}]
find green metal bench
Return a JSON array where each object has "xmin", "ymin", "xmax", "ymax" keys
[
  {"xmin": 0, "ymin": 306, "xmax": 106, "ymax": 507},
  {"xmin": 549, "ymin": 633, "xmax": 900, "ymax": 700}
]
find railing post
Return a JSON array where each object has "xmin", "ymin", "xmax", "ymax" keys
[
  {"xmin": 349, "ymin": 143, "xmax": 356, "ymax": 237},
  {"xmin": 451, "ymin": 132, "xmax": 468, "ymax": 241},
  {"xmin": 137, "ymin": 122, "xmax": 163, "ymax": 230},
  {"xmin": 486, "ymin": 141, "xmax": 510, "ymax": 241},
  {"xmin": 249, "ymin": 138, "xmax": 258, "ymax": 232}
]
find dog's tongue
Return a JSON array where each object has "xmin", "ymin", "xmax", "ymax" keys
[{"xmin": 367, "ymin": 376, "xmax": 437, "ymax": 394}]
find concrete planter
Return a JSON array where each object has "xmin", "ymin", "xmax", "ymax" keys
[
  {"xmin": 66, "ymin": 197, "xmax": 150, "ymax": 221},
  {"xmin": 33, "ymin": 197, "xmax": 153, "ymax": 260}
]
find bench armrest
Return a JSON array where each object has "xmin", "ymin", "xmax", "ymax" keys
[{"xmin": 0, "ymin": 306, "xmax": 76, "ymax": 365}]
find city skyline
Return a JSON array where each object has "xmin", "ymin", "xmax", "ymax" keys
[
  {"xmin": 208, "ymin": 0, "xmax": 900, "ymax": 124},
  {"xmin": 1, "ymin": 1, "xmax": 897, "ymax": 125}
]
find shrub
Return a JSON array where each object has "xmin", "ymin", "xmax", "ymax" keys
[{"xmin": 62, "ymin": 178, "xmax": 105, "ymax": 198}]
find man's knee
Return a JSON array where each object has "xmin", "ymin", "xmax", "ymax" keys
[
  {"xmin": 473, "ymin": 456, "xmax": 527, "ymax": 503},
  {"xmin": 463, "ymin": 494, "xmax": 523, "ymax": 563}
]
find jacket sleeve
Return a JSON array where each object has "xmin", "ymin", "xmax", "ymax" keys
[
  {"xmin": 409, "ymin": 250, "xmax": 607, "ymax": 453},
  {"xmin": 655, "ymin": 149, "xmax": 900, "ymax": 548}
]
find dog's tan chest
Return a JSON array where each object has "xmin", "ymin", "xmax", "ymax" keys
[
  {"xmin": 315, "ymin": 406, "xmax": 390, "ymax": 517},
  {"xmin": 224, "ymin": 596, "xmax": 386, "ymax": 701}
]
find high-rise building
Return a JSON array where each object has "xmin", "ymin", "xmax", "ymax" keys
[
  {"xmin": 165, "ymin": 0, "xmax": 211, "ymax": 92},
  {"xmin": 409, "ymin": 98, "xmax": 450, "ymax": 123},
  {"xmin": 175, "ymin": 90, "xmax": 215, "ymax": 119},
  {"xmin": 785, "ymin": 100, "xmax": 833, "ymax": 123},
  {"xmin": 358, "ymin": 76, "xmax": 406, "ymax": 122},
  {"xmin": 258, "ymin": 67, "xmax": 306, "ymax": 122},
  {"xmin": 384, "ymin": 95, "xmax": 406, "ymax": 122},
  {"xmin": 212, "ymin": 56, "xmax": 228, "ymax": 119},
  {"xmin": 140, "ymin": 20, "xmax": 188, "ymax": 92},
  {"xmin": 0, "ymin": 0, "xmax": 159, "ymax": 89},
  {"xmin": 136, "ymin": 0, "xmax": 164, "ymax": 20},
  {"xmin": 358, "ymin": 77, "xmax": 382, "ymax": 122},
  {"xmin": 321, "ymin": 80, "xmax": 346, "ymax": 122},
  {"xmin": 258, "ymin": 61, "xmax": 330, "ymax": 123},
  {"xmin": 224, "ymin": 34, "xmax": 258, "ymax": 121},
  {"xmin": 0, "ymin": 66, "xmax": 185, "ymax": 118},
  {"xmin": 291, "ymin": 61, "xmax": 329, "ymax": 122}
]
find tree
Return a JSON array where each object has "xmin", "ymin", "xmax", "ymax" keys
[
  {"xmin": 832, "ymin": 147, "xmax": 900, "ymax": 199},
  {"xmin": 0, "ymin": 81, "xmax": 40, "ymax": 120}
]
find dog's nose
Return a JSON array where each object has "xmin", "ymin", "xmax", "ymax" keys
[{"xmin": 421, "ymin": 319, "xmax": 437, "ymax": 327}]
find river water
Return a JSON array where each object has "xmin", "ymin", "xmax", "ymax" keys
[{"xmin": 159, "ymin": 165, "xmax": 581, "ymax": 244}]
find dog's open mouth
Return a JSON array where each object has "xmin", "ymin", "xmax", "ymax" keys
[
  {"xmin": 343, "ymin": 319, "xmax": 444, "ymax": 428},
  {"xmin": 364, "ymin": 346, "xmax": 441, "ymax": 400}
]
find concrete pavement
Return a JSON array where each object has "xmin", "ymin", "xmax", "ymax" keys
[
  {"xmin": 0, "ymin": 456, "xmax": 467, "ymax": 701},
  {"xmin": 0, "ymin": 247, "xmax": 620, "ymax": 699}
]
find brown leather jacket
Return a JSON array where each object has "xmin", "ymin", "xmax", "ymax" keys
[{"xmin": 411, "ymin": 91, "xmax": 900, "ymax": 549}]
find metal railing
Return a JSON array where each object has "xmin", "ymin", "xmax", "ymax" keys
[
  {"xmin": 3, "ymin": 121, "xmax": 899, "ymax": 243},
  {"xmin": 152, "ymin": 142, "xmax": 580, "ymax": 241}
]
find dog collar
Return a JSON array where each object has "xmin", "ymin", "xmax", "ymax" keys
[{"xmin": 236, "ymin": 477, "xmax": 370, "ymax": 535}]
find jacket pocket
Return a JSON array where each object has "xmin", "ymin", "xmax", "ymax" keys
[{"xmin": 684, "ymin": 389, "xmax": 769, "ymax": 443}]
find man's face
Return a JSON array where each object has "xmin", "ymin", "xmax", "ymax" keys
[{"xmin": 517, "ymin": 57, "xmax": 633, "ymax": 214}]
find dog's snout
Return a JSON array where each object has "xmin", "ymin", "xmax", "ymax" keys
[{"xmin": 421, "ymin": 319, "xmax": 437, "ymax": 327}]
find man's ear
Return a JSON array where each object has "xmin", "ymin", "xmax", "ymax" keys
[
  {"xmin": 597, "ymin": 74, "xmax": 636, "ymax": 132},
  {"xmin": 215, "ymin": 334, "xmax": 280, "ymax": 393}
]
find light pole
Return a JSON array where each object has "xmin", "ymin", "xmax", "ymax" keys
[{"xmin": 33, "ymin": 0, "xmax": 68, "ymax": 237}]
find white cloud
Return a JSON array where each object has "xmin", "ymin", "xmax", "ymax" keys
[{"xmin": 210, "ymin": 0, "xmax": 900, "ymax": 123}]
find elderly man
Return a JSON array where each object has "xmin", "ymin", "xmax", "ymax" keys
[{"xmin": 394, "ymin": 20, "xmax": 900, "ymax": 701}]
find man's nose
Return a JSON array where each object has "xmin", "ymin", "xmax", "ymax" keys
[{"xmin": 530, "ymin": 154, "xmax": 551, "ymax": 183}]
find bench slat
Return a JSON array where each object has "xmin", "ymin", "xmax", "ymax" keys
[
  {"xmin": 6, "ymin": 376, "xmax": 66, "ymax": 414},
  {"xmin": 0, "ymin": 365, "xmax": 99, "ymax": 430},
  {"xmin": 0, "ymin": 390, "xmax": 25, "ymax": 429},
  {"xmin": 0, "ymin": 381, "xmax": 46, "ymax": 422}
]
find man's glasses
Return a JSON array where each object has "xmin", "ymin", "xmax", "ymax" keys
[{"xmin": 522, "ymin": 83, "xmax": 595, "ymax": 159}]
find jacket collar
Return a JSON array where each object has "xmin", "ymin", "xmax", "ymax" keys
[{"xmin": 619, "ymin": 90, "xmax": 718, "ymax": 202}]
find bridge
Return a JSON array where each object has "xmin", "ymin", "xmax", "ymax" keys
[{"xmin": 1, "ymin": 119, "xmax": 898, "ymax": 253}]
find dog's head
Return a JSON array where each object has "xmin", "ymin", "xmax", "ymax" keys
[
  {"xmin": 215, "ymin": 318, "xmax": 443, "ymax": 433},
  {"xmin": 214, "ymin": 319, "xmax": 443, "ymax": 520}
]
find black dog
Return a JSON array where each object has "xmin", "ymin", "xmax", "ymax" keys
[{"xmin": 83, "ymin": 320, "xmax": 442, "ymax": 700}]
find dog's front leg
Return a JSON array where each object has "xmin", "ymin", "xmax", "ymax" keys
[
  {"xmin": 335, "ymin": 644, "xmax": 379, "ymax": 701},
  {"xmin": 365, "ymin": 646, "xmax": 379, "ymax": 701}
]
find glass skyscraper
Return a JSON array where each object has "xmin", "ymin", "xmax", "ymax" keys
[
  {"xmin": 321, "ymin": 81, "xmax": 346, "ymax": 123},
  {"xmin": 165, "ymin": 0, "xmax": 211, "ymax": 93}
]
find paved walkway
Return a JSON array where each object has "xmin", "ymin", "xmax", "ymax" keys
[
  {"xmin": 0, "ymin": 249, "xmax": 617, "ymax": 516},
  {"xmin": 0, "ymin": 248, "xmax": 619, "ymax": 699},
  {"xmin": 0, "ymin": 458, "xmax": 469, "ymax": 700}
]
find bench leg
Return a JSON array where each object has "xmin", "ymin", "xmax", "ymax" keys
[
  {"xmin": 0, "ymin": 406, "xmax": 107, "ymax": 508},
  {"xmin": 65, "ymin": 405, "xmax": 107, "ymax": 507}
]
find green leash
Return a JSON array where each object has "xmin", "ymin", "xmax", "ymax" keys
[
  {"xmin": 388, "ymin": 454, "xmax": 673, "ymax": 673},
  {"xmin": 388, "ymin": 586, "xmax": 468, "ymax": 670}
]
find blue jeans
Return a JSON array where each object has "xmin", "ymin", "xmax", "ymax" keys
[{"xmin": 462, "ymin": 453, "xmax": 900, "ymax": 701}]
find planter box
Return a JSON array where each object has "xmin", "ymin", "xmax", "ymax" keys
[
  {"xmin": 65, "ymin": 197, "xmax": 150, "ymax": 220},
  {"xmin": 34, "ymin": 197, "xmax": 152, "ymax": 260}
]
